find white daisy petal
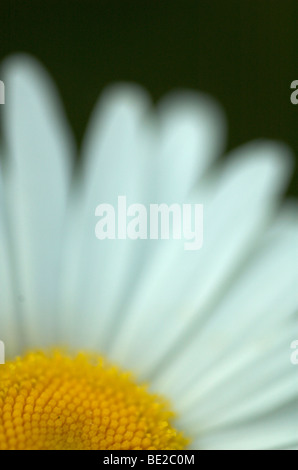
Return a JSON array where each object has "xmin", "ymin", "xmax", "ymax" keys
[
  {"xmin": 153, "ymin": 204, "xmax": 297, "ymax": 390},
  {"xmin": 59, "ymin": 87, "xmax": 227, "ymax": 352},
  {"xmin": 192, "ymin": 401, "xmax": 298, "ymax": 450},
  {"xmin": 151, "ymin": 205, "xmax": 298, "ymax": 447},
  {"xmin": 0, "ymin": 158, "xmax": 19, "ymax": 356},
  {"xmin": 1, "ymin": 55, "xmax": 75, "ymax": 349},
  {"xmin": 180, "ymin": 325, "xmax": 297, "ymax": 434},
  {"xmin": 154, "ymin": 91, "xmax": 226, "ymax": 202},
  {"xmin": 110, "ymin": 142, "xmax": 293, "ymax": 377},
  {"xmin": 58, "ymin": 85, "xmax": 153, "ymax": 348}
]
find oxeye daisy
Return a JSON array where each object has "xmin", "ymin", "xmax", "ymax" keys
[{"xmin": 0, "ymin": 54, "xmax": 297, "ymax": 450}]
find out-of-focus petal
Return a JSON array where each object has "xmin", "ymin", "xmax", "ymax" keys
[
  {"xmin": 110, "ymin": 142, "xmax": 293, "ymax": 377},
  {"xmin": 0, "ymin": 158, "xmax": 18, "ymax": 356},
  {"xmin": 1, "ymin": 55, "xmax": 75, "ymax": 349}
]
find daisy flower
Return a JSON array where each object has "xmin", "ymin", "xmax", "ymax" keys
[{"xmin": 0, "ymin": 55, "xmax": 297, "ymax": 450}]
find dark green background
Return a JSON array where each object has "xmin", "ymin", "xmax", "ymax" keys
[{"xmin": 1, "ymin": 0, "xmax": 297, "ymax": 196}]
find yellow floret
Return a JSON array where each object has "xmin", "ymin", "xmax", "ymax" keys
[{"xmin": 0, "ymin": 350, "xmax": 188, "ymax": 450}]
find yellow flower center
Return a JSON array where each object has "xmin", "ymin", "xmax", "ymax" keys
[{"xmin": 0, "ymin": 350, "xmax": 188, "ymax": 450}]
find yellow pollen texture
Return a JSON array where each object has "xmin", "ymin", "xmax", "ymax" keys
[{"xmin": 0, "ymin": 350, "xmax": 188, "ymax": 450}]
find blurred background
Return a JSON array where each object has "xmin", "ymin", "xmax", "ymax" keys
[{"xmin": 1, "ymin": 0, "xmax": 297, "ymax": 196}]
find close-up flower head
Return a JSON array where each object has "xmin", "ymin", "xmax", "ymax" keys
[{"xmin": 0, "ymin": 1, "xmax": 297, "ymax": 452}]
